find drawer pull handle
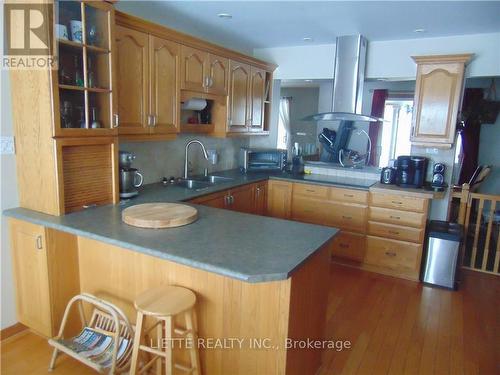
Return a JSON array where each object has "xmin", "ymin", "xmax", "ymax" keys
[
  {"xmin": 344, "ymin": 194, "xmax": 354, "ymax": 198},
  {"xmin": 342, "ymin": 215, "xmax": 352, "ymax": 220},
  {"xmin": 388, "ymin": 230, "xmax": 400, "ymax": 235},
  {"xmin": 35, "ymin": 235, "xmax": 43, "ymax": 250},
  {"xmin": 390, "ymin": 215, "xmax": 401, "ymax": 220},
  {"xmin": 391, "ymin": 201, "xmax": 403, "ymax": 205},
  {"xmin": 305, "ymin": 189, "xmax": 316, "ymax": 193},
  {"xmin": 385, "ymin": 251, "xmax": 397, "ymax": 257},
  {"xmin": 339, "ymin": 243, "xmax": 349, "ymax": 249}
]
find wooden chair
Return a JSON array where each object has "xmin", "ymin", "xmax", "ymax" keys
[
  {"xmin": 48, "ymin": 293, "xmax": 134, "ymax": 374},
  {"xmin": 130, "ymin": 285, "xmax": 201, "ymax": 375}
]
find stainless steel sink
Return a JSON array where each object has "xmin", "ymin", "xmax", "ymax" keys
[
  {"xmin": 198, "ymin": 175, "xmax": 234, "ymax": 184},
  {"xmin": 176, "ymin": 179, "xmax": 212, "ymax": 190}
]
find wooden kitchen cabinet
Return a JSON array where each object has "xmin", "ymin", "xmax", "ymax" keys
[
  {"xmin": 228, "ymin": 184, "xmax": 256, "ymax": 213},
  {"xmin": 9, "ymin": 219, "xmax": 80, "ymax": 337},
  {"xmin": 115, "ymin": 25, "xmax": 149, "ymax": 135},
  {"xmin": 254, "ymin": 182, "xmax": 268, "ymax": 215},
  {"xmin": 228, "ymin": 60, "xmax": 252, "ymax": 132},
  {"xmin": 190, "ymin": 190, "xmax": 227, "ymax": 209},
  {"xmin": 267, "ymin": 180, "xmax": 292, "ymax": 219},
  {"xmin": 227, "ymin": 61, "xmax": 268, "ymax": 134},
  {"xmin": 180, "ymin": 46, "xmax": 229, "ymax": 95},
  {"xmin": 410, "ymin": 54, "xmax": 473, "ymax": 147},
  {"xmin": 116, "ymin": 25, "xmax": 180, "ymax": 139}
]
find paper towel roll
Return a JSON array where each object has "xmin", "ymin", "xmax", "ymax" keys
[{"xmin": 181, "ymin": 98, "xmax": 207, "ymax": 111}]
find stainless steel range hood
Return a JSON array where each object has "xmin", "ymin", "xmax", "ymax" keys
[{"xmin": 303, "ymin": 35, "xmax": 383, "ymax": 122}]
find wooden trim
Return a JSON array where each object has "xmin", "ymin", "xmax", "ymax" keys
[
  {"xmin": 411, "ymin": 54, "xmax": 473, "ymax": 65},
  {"xmin": 115, "ymin": 11, "xmax": 277, "ymax": 72},
  {"xmin": 0, "ymin": 323, "xmax": 27, "ymax": 341},
  {"xmin": 118, "ymin": 133, "xmax": 176, "ymax": 142}
]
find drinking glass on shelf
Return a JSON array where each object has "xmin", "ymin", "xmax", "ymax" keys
[
  {"xmin": 90, "ymin": 108, "xmax": 101, "ymax": 129},
  {"xmin": 60, "ymin": 101, "xmax": 73, "ymax": 128},
  {"xmin": 87, "ymin": 25, "xmax": 101, "ymax": 46}
]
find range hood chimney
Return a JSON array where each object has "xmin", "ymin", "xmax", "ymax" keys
[{"xmin": 303, "ymin": 35, "xmax": 383, "ymax": 122}]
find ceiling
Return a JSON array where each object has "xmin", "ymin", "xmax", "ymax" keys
[{"xmin": 117, "ymin": 1, "xmax": 500, "ymax": 53}]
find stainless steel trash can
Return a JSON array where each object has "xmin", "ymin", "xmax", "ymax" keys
[{"xmin": 421, "ymin": 220, "xmax": 463, "ymax": 289}]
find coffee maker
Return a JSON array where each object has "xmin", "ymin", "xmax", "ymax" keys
[
  {"xmin": 119, "ymin": 151, "xmax": 143, "ymax": 198},
  {"xmin": 395, "ymin": 155, "xmax": 428, "ymax": 188}
]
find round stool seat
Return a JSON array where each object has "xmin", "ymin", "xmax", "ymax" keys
[{"xmin": 134, "ymin": 285, "xmax": 196, "ymax": 317}]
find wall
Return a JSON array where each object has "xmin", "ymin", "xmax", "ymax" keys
[
  {"xmin": 0, "ymin": 71, "xmax": 20, "ymax": 328},
  {"xmin": 121, "ymin": 135, "xmax": 249, "ymax": 184},
  {"xmin": 254, "ymin": 32, "xmax": 500, "ymax": 80}
]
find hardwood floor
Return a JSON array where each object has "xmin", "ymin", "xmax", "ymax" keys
[{"xmin": 1, "ymin": 264, "xmax": 498, "ymax": 375}]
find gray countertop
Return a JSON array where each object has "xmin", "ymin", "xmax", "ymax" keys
[{"xmin": 4, "ymin": 170, "xmax": 380, "ymax": 283}]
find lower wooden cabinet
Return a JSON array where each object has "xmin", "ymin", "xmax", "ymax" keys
[
  {"xmin": 267, "ymin": 180, "xmax": 292, "ymax": 219},
  {"xmin": 9, "ymin": 219, "xmax": 80, "ymax": 337},
  {"xmin": 189, "ymin": 181, "xmax": 267, "ymax": 215},
  {"xmin": 331, "ymin": 232, "xmax": 366, "ymax": 262}
]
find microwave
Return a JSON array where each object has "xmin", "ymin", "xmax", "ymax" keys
[{"xmin": 239, "ymin": 148, "xmax": 287, "ymax": 172}]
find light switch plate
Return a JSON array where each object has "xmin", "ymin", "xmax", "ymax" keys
[{"xmin": 0, "ymin": 136, "xmax": 16, "ymax": 155}]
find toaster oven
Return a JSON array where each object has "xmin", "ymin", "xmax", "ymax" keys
[{"xmin": 239, "ymin": 148, "xmax": 287, "ymax": 172}]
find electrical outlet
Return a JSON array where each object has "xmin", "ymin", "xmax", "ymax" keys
[{"xmin": 0, "ymin": 136, "xmax": 15, "ymax": 155}]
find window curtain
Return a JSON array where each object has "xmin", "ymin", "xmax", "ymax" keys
[
  {"xmin": 278, "ymin": 97, "xmax": 291, "ymax": 153},
  {"xmin": 368, "ymin": 89, "xmax": 388, "ymax": 166}
]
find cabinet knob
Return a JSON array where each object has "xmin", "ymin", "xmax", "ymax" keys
[
  {"xmin": 153, "ymin": 115, "xmax": 157, "ymax": 127},
  {"xmin": 385, "ymin": 251, "xmax": 397, "ymax": 257}
]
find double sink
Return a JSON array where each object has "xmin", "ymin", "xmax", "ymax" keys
[{"xmin": 176, "ymin": 175, "xmax": 234, "ymax": 190}]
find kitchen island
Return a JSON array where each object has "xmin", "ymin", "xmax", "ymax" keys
[{"xmin": 4, "ymin": 173, "xmax": 339, "ymax": 375}]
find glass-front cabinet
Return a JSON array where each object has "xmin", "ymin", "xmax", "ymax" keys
[{"xmin": 54, "ymin": 1, "xmax": 116, "ymax": 136}]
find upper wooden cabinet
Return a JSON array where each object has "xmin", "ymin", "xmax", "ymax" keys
[
  {"xmin": 115, "ymin": 25, "xmax": 149, "ymax": 134},
  {"xmin": 180, "ymin": 46, "xmax": 229, "ymax": 95},
  {"xmin": 54, "ymin": 1, "xmax": 118, "ymax": 137},
  {"xmin": 116, "ymin": 25, "xmax": 180, "ymax": 139},
  {"xmin": 410, "ymin": 54, "xmax": 473, "ymax": 148},
  {"xmin": 227, "ymin": 62, "xmax": 268, "ymax": 134}
]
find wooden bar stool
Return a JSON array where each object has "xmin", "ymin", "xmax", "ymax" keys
[{"xmin": 130, "ymin": 285, "xmax": 201, "ymax": 375}]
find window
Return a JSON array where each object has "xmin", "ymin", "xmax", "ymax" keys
[
  {"xmin": 277, "ymin": 97, "xmax": 290, "ymax": 150},
  {"xmin": 378, "ymin": 99, "xmax": 413, "ymax": 167}
]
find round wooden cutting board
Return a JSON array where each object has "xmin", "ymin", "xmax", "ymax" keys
[{"xmin": 122, "ymin": 203, "xmax": 198, "ymax": 229}]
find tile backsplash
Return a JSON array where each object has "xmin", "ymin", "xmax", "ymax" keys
[{"xmin": 120, "ymin": 135, "xmax": 249, "ymax": 184}]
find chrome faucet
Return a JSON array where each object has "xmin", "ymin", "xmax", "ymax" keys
[{"xmin": 184, "ymin": 139, "xmax": 209, "ymax": 179}]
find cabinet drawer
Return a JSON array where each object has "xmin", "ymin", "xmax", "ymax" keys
[
  {"xmin": 368, "ymin": 221, "xmax": 424, "ymax": 243},
  {"xmin": 369, "ymin": 207, "xmax": 426, "ymax": 228},
  {"xmin": 291, "ymin": 196, "xmax": 325, "ymax": 224},
  {"xmin": 331, "ymin": 232, "xmax": 366, "ymax": 262},
  {"xmin": 325, "ymin": 203, "xmax": 367, "ymax": 233},
  {"xmin": 370, "ymin": 192, "xmax": 427, "ymax": 212},
  {"xmin": 329, "ymin": 187, "xmax": 368, "ymax": 205},
  {"xmin": 293, "ymin": 183, "xmax": 329, "ymax": 199},
  {"xmin": 366, "ymin": 236, "xmax": 421, "ymax": 271}
]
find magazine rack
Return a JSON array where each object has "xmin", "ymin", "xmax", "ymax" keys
[{"xmin": 48, "ymin": 293, "xmax": 134, "ymax": 374}]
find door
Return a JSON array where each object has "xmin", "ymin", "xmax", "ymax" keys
[
  {"xmin": 228, "ymin": 60, "xmax": 251, "ymax": 132},
  {"xmin": 181, "ymin": 46, "xmax": 208, "ymax": 93},
  {"xmin": 249, "ymin": 67, "xmax": 266, "ymax": 132},
  {"xmin": 207, "ymin": 54, "xmax": 229, "ymax": 95},
  {"xmin": 229, "ymin": 184, "xmax": 255, "ymax": 213},
  {"xmin": 254, "ymin": 182, "xmax": 268, "ymax": 215},
  {"xmin": 267, "ymin": 180, "xmax": 292, "ymax": 219},
  {"xmin": 115, "ymin": 25, "xmax": 149, "ymax": 134},
  {"xmin": 9, "ymin": 219, "xmax": 52, "ymax": 337},
  {"xmin": 150, "ymin": 36, "xmax": 180, "ymax": 134}
]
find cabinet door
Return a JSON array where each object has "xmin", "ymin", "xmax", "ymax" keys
[
  {"xmin": 411, "ymin": 58, "xmax": 468, "ymax": 146},
  {"xmin": 190, "ymin": 191, "xmax": 228, "ymax": 209},
  {"xmin": 115, "ymin": 25, "xmax": 149, "ymax": 134},
  {"xmin": 249, "ymin": 67, "xmax": 266, "ymax": 132},
  {"xmin": 150, "ymin": 36, "xmax": 180, "ymax": 134},
  {"xmin": 267, "ymin": 180, "xmax": 292, "ymax": 219},
  {"xmin": 207, "ymin": 54, "xmax": 229, "ymax": 95},
  {"xmin": 181, "ymin": 45, "xmax": 208, "ymax": 93},
  {"xmin": 228, "ymin": 61, "xmax": 251, "ymax": 132},
  {"xmin": 229, "ymin": 184, "xmax": 255, "ymax": 213},
  {"xmin": 9, "ymin": 219, "xmax": 52, "ymax": 337},
  {"xmin": 254, "ymin": 182, "xmax": 268, "ymax": 215}
]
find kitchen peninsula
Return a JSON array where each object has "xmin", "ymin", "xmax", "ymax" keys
[{"xmin": 4, "ymin": 172, "xmax": 339, "ymax": 375}]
